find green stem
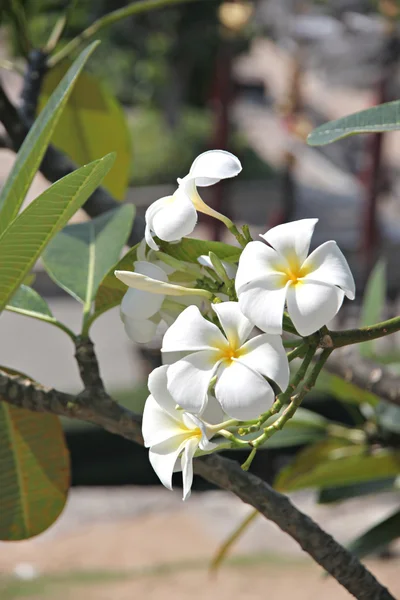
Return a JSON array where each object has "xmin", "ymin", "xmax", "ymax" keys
[
  {"xmin": 227, "ymin": 223, "xmax": 247, "ymax": 248},
  {"xmin": 48, "ymin": 0, "xmax": 202, "ymax": 68},
  {"xmin": 330, "ymin": 316, "xmax": 400, "ymax": 348},
  {"xmin": 241, "ymin": 447, "xmax": 257, "ymax": 471},
  {"xmin": 251, "ymin": 348, "xmax": 332, "ymax": 449}
]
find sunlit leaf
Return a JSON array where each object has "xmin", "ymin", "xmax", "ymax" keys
[
  {"xmin": 0, "ymin": 153, "xmax": 115, "ymax": 313},
  {"xmin": 158, "ymin": 238, "xmax": 241, "ymax": 264},
  {"xmin": 39, "ymin": 60, "xmax": 131, "ymax": 200},
  {"xmin": 275, "ymin": 440, "xmax": 400, "ymax": 492},
  {"xmin": 0, "ymin": 403, "xmax": 69, "ymax": 540},
  {"xmin": 308, "ymin": 100, "xmax": 400, "ymax": 146},
  {"xmin": 0, "ymin": 42, "xmax": 99, "ymax": 231},
  {"xmin": 6, "ymin": 284, "xmax": 53, "ymax": 319},
  {"xmin": 42, "ymin": 204, "xmax": 134, "ymax": 306},
  {"xmin": 94, "ymin": 243, "xmax": 139, "ymax": 318},
  {"xmin": 316, "ymin": 370, "xmax": 380, "ymax": 407}
]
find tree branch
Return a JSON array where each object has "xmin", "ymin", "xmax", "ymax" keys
[
  {"xmin": 0, "ymin": 80, "xmax": 144, "ymax": 245},
  {"xmin": 325, "ymin": 350, "xmax": 400, "ymax": 408},
  {"xmin": 0, "ymin": 368, "xmax": 143, "ymax": 444},
  {"xmin": 0, "ymin": 362, "xmax": 395, "ymax": 600},
  {"xmin": 194, "ymin": 455, "xmax": 395, "ymax": 600}
]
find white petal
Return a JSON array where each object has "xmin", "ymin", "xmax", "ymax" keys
[
  {"xmin": 145, "ymin": 223, "xmax": 159, "ymax": 250},
  {"xmin": 188, "ymin": 150, "xmax": 242, "ymax": 187},
  {"xmin": 261, "ymin": 219, "xmax": 318, "ymax": 265},
  {"xmin": 200, "ymin": 394, "xmax": 225, "ymax": 425},
  {"xmin": 151, "ymin": 189, "xmax": 197, "ymax": 242},
  {"xmin": 147, "ymin": 365, "xmax": 180, "ymax": 418},
  {"xmin": 120, "ymin": 262, "xmax": 167, "ymax": 320},
  {"xmin": 212, "ymin": 301, "xmax": 253, "ymax": 347},
  {"xmin": 301, "ymin": 241, "xmax": 356, "ymax": 300},
  {"xmin": 167, "ymin": 350, "xmax": 220, "ymax": 413},
  {"xmin": 287, "ymin": 281, "xmax": 345, "ymax": 336},
  {"xmin": 116, "ymin": 270, "xmax": 200, "ymax": 297},
  {"xmin": 148, "ymin": 437, "xmax": 188, "ymax": 491},
  {"xmin": 237, "ymin": 280, "xmax": 288, "ymax": 335},
  {"xmin": 235, "ymin": 241, "xmax": 282, "ymax": 291},
  {"xmin": 162, "ymin": 305, "xmax": 226, "ymax": 352},
  {"xmin": 142, "ymin": 395, "xmax": 185, "ymax": 447},
  {"xmin": 181, "ymin": 437, "xmax": 199, "ymax": 500},
  {"xmin": 215, "ymin": 361, "xmax": 275, "ymax": 420},
  {"xmin": 239, "ymin": 334, "xmax": 289, "ymax": 391},
  {"xmin": 123, "ymin": 314, "xmax": 158, "ymax": 343}
]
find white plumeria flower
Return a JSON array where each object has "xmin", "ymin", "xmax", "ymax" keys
[
  {"xmin": 161, "ymin": 302, "xmax": 289, "ymax": 420},
  {"xmin": 235, "ymin": 219, "xmax": 356, "ymax": 337},
  {"xmin": 142, "ymin": 365, "xmax": 223, "ymax": 500},
  {"xmin": 116, "ymin": 261, "xmax": 207, "ymax": 344},
  {"xmin": 145, "ymin": 150, "xmax": 242, "ymax": 250}
]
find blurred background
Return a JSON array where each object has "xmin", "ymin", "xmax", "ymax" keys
[{"xmin": 0, "ymin": 0, "xmax": 399, "ymax": 598}]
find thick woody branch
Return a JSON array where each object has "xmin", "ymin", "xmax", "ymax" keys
[
  {"xmin": 194, "ymin": 454, "xmax": 395, "ymax": 600},
  {"xmin": 0, "ymin": 80, "xmax": 144, "ymax": 245},
  {"xmin": 325, "ymin": 350, "xmax": 400, "ymax": 407},
  {"xmin": 0, "ymin": 368, "xmax": 143, "ymax": 444},
  {"xmin": 0, "ymin": 363, "xmax": 395, "ymax": 600}
]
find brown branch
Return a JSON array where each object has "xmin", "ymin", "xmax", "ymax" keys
[
  {"xmin": 0, "ymin": 362, "xmax": 395, "ymax": 600},
  {"xmin": 194, "ymin": 455, "xmax": 395, "ymax": 600},
  {"xmin": 325, "ymin": 350, "xmax": 400, "ymax": 407},
  {"xmin": 0, "ymin": 80, "xmax": 144, "ymax": 245},
  {"xmin": 0, "ymin": 368, "xmax": 143, "ymax": 444}
]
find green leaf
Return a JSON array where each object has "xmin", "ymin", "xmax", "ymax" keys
[
  {"xmin": 6, "ymin": 284, "xmax": 53, "ymax": 318},
  {"xmin": 0, "ymin": 42, "xmax": 99, "ymax": 232},
  {"xmin": 0, "ymin": 153, "xmax": 115, "ymax": 314},
  {"xmin": 316, "ymin": 370, "xmax": 380, "ymax": 407},
  {"xmin": 308, "ymin": 100, "xmax": 400, "ymax": 146},
  {"xmin": 42, "ymin": 204, "xmax": 135, "ymax": 308},
  {"xmin": 359, "ymin": 260, "xmax": 386, "ymax": 358},
  {"xmin": 158, "ymin": 238, "xmax": 241, "ymax": 264},
  {"xmin": 94, "ymin": 243, "xmax": 139, "ymax": 318},
  {"xmin": 347, "ymin": 509, "xmax": 400, "ymax": 558},
  {"xmin": 0, "ymin": 403, "xmax": 70, "ymax": 540},
  {"xmin": 318, "ymin": 478, "xmax": 399, "ymax": 504},
  {"xmin": 39, "ymin": 60, "xmax": 131, "ymax": 200},
  {"xmin": 275, "ymin": 440, "xmax": 400, "ymax": 492}
]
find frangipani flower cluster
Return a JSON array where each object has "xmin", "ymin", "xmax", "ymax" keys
[{"xmin": 115, "ymin": 150, "xmax": 356, "ymax": 499}]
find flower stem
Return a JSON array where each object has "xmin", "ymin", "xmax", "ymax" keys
[
  {"xmin": 241, "ymin": 447, "xmax": 257, "ymax": 471},
  {"xmin": 251, "ymin": 348, "xmax": 332, "ymax": 449},
  {"xmin": 227, "ymin": 223, "xmax": 247, "ymax": 248}
]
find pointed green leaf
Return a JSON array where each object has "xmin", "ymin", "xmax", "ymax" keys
[
  {"xmin": 359, "ymin": 260, "xmax": 386, "ymax": 358},
  {"xmin": 94, "ymin": 243, "xmax": 139, "ymax": 318},
  {"xmin": 0, "ymin": 153, "xmax": 115, "ymax": 313},
  {"xmin": 347, "ymin": 509, "xmax": 400, "ymax": 558},
  {"xmin": 42, "ymin": 204, "xmax": 135, "ymax": 307},
  {"xmin": 308, "ymin": 100, "xmax": 400, "ymax": 146},
  {"xmin": 38, "ymin": 61, "xmax": 131, "ymax": 200},
  {"xmin": 318, "ymin": 478, "xmax": 399, "ymax": 504},
  {"xmin": 316, "ymin": 369, "xmax": 380, "ymax": 407},
  {"xmin": 158, "ymin": 238, "xmax": 241, "ymax": 264},
  {"xmin": 0, "ymin": 403, "xmax": 70, "ymax": 540},
  {"xmin": 275, "ymin": 440, "xmax": 400, "ymax": 492},
  {"xmin": 0, "ymin": 41, "xmax": 99, "ymax": 232},
  {"xmin": 6, "ymin": 284, "xmax": 53, "ymax": 318}
]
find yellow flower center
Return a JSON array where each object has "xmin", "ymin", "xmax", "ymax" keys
[
  {"xmin": 275, "ymin": 253, "xmax": 313, "ymax": 286},
  {"xmin": 214, "ymin": 339, "xmax": 246, "ymax": 364}
]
